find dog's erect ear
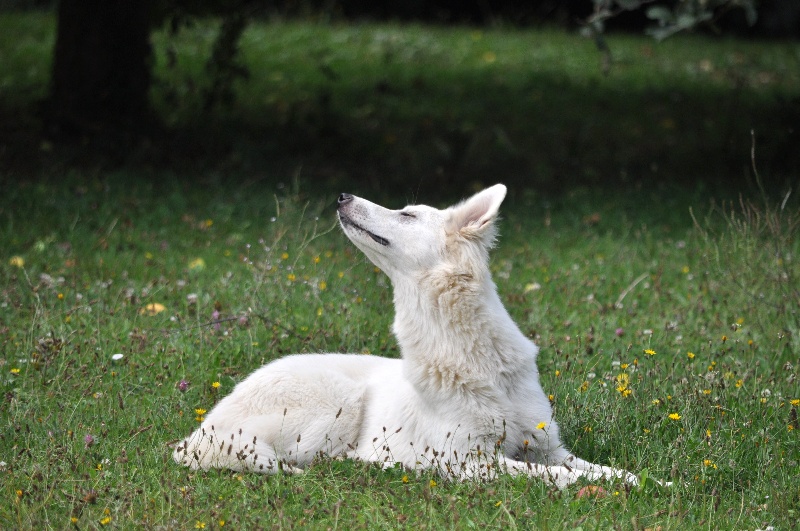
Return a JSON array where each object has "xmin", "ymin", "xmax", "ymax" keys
[{"xmin": 449, "ymin": 184, "xmax": 507, "ymax": 243}]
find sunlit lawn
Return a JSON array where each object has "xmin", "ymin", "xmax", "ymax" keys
[{"xmin": 1, "ymin": 176, "xmax": 798, "ymax": 529}]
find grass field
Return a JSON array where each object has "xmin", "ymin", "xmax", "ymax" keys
[
  {"xmin": 2, "ymin": 176, "xmax": 798, "ymax": 529},
  {"xmin": 1, "ymin": 9, "xmax": 799, "ymax": 531}
]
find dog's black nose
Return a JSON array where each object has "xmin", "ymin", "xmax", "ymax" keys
[{"xmin": 338, "ymin": 193, "xmax": 353, "ymax": 205}]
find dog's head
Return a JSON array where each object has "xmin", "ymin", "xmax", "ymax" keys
[{"xmin": 337, "ymin": 185, "xmax": 507, "ymax": 282}]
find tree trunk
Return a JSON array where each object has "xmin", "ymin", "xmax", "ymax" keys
[{"xmin": 49, "ymin": 0, "xmax": 153, "ymax": 134}]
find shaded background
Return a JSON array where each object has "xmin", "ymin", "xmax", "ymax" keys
[{"xmin": 0, "ymin": 0, "xmax": 798, "ymax": 196}]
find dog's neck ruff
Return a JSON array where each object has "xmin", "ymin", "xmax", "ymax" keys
[{"xmin": 391, "ymin": 269, "xmax": 536, "ymax": 400}]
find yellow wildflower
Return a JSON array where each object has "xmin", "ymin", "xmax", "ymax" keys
[
  {"xmin": 139, "ymin": 303, "xmax": 166, "ymax": 316},
  {"xmin": 188, "ymin": 258, "xmax": 206, "ymax": 271},
  {"xmin": 668, "ymin": 413, "xmax": 681, "ymax": 421}
]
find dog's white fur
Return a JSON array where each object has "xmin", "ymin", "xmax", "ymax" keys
[{"xmin": 173, "ymin": 185, "xmax": 639, "ymax": 488}]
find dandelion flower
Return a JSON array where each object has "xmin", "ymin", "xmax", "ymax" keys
[
  {"xmin": 790, "ymin": 399, "xmax": 799, "ymax": 407},
  {"xmin": 687, "ymin": 352, "xmax": 695, "ymax": 359},
  {"xmin": 402, "ymin": 475, "xmax": 409, "ymax": 483},
  {"xmin": 536, "ymin": 421, "xmax": 547, "ymax": 430},
  {"xmin": 524, "ymin": 282, "xmax": 541, "ymax": 293},
  {"xmin": 195, "ymin": 521, "xmax": 206, "ymax": 529},
  {"xmin": 668, "ymin": 413, "xmax": 681, "ymax": 421},
  {"xmin": 139, "ymin": 303, "xmax": 166, "ymax": 316},
  {"xmin": 429, "ymin": 479, "xmax": 437, "ymax": 488},
  {"xmin": 100, "ymin": 517, "xmax": 111, "ymax": 525},
  {"xmin": 318, "ymin": 281, "xmax": 327, "ymax": 290},
  {"xmin": 212, "ymin": 381, "xmax": 220, "ymax": 389},
  {"xmin": 10, "ymin": 368, "xmax": 20, "ymax": 374},
  {"xmin": 644, "ymin": 349, "xmax": 656, "ymax": 356},
  {"xmin": 9, "ymin": 256, "xmax": 25, "ymax": 268},
  {"xmin": 188, "ymin": 258, "xmax": 206, "ymax": 271}
]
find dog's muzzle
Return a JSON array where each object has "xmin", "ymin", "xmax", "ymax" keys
[{"xmin": 337, "ymin": 194, "xmax": 390, "ymax": 247}]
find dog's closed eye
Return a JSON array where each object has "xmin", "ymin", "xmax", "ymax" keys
[{"xmin": 400, "ymin": 211, "xmax": 416, "ymax": 219}]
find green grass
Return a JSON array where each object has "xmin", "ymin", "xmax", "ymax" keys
[
  {"xmin": 1, "ymin": 176, "xmax": 798, "ymax": 529},
  {"xmin": 1, "ymin": 8, "xmax": 799, "ymax": 530}
]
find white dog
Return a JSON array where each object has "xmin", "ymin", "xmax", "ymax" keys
[{"xmin": 173, "ymin": 185, "xmax": 639, "ymax": 488}]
